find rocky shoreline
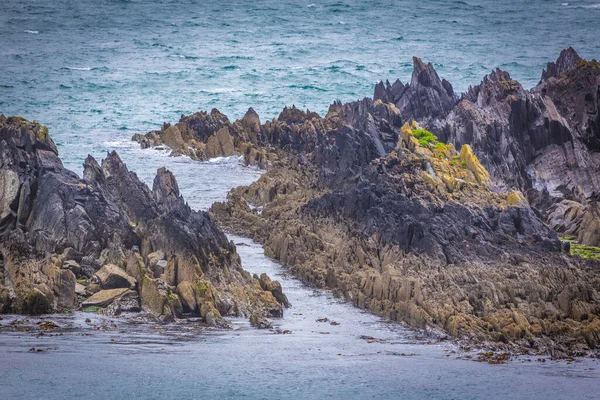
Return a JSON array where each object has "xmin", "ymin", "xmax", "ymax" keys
[
  {"xmin": 131, "ymin": 48, "xmax": 600, "ymax": 357},
  {"xmin": 0, "ymin": 116, "xmax": 288, "ymax": 327}
]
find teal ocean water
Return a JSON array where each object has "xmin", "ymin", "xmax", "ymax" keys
[
  {"xmin": 1, "ymin": 1, "xmax": 600, "ymax": 399},
  {"xmin": 1, "ymin": 0, "xmax": 599, "ymax": 175}
]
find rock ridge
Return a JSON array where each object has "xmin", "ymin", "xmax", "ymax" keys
[{"xmin": 0, "ymin": 115, "xmax": 287, "ymax": 325}]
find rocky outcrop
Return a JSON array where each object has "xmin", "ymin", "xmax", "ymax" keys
[
  {"xmin": 433, "ymin": 51, "xmax": 599, "ymax": 246},
  {"xmin": 372, "ymin": 49, "xmax": 600, "ymax": 246},
  {"xmin": 210, "ymin": 112, "xmax": 600, "ymax": 356},
  {"xmin": 130, "ymin": 48, "xmax": 600, "ymax": 354},
  {"xmin": 0, "ymin": 116, "xmax": 286, "ymax": 324},
  {"xmin": 374, "ymin": 57, "xmax": 457, "ymax": 122}
]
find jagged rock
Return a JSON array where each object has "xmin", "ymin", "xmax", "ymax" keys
[
  {"xmin": 540, "ymin": 47, "xmax": 582, "ymax": 82},
  {"xmin": 128, "ymin": 49, "xmax": 599, "ymax": 351},
  {"xmin": 376, "ymin": 57, "xmax": 456, "ymax": 122},
  {"xmin": 258, "ymin": 273, "xmax": 290, "ymax": 308},
  {"xmin": 428, "ymin": 50, "xmax": 600, "ymax": 244},
  {"xmin": 0, "ymin": 117, "xmax": 287, "ymax": 323},
  {"xmin": 200, "ymin": 55, "xmax": 600, "ymax": 355}
]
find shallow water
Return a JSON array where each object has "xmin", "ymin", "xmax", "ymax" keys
[{"xmin": 2, "ymin": 0, "xmax": 600, "ymax": 398}]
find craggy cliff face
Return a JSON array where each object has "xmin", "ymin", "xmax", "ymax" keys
[
  {"xmin": 131, "ymin": 48, "xmax": 600, "ymax": 355},
  {"xmin": 0, "ymin": 116, "xmax": 286, "ymax": 324}
]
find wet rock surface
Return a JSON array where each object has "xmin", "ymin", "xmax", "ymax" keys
[{"xmin": 0, "ymin": 116, "xmax": 286, "ymax": 326}]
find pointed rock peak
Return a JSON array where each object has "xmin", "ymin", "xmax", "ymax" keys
[
  {"xmin": 484, "ymin": 68, "xmax": 514, "ymax": 84},
  {"xmin": 391, "ymin": 78, "xmax": 403, "ymax": 87},
  {"xmin": 373, "ymin": 81, "xmax": 388, "ymax": 102},
  {"xmin": 101, "ymin": 150, "xmax": 129, "ymax": 178},
  {"xmin": 325, "ymin": 100, "xmax": 344, "ymax": 119},
  {"xmin": 467, "ymin": 68, "xmax": 523, "ymax": 103},
  {"xmin": 244, "ymin": 107, "xmax": 259, "ymax": 118},
  {"xmin": 556, "ymin": 47, "xmax": 582, "ymax": 69},
  {"xmin": 412, "ymin": 56, "xmax": 428, "ymax": 74},
  {"xmin": 410, "ymin": 57, "xmax": 448, "ymax": 93},
  {"xmin": 153, "ymin": 167, "xmax": 181, "ymax": 200},
  {"xmin": 241, "ymin": 107, "xmax": 261, "ymax": 133},
  {"xmin": 83, "ymin": 154, "xmax": 104, "ymax": 184},
  {"xmin": 541, "ymin": 47, "xmax": 582, "ymax": 82}
]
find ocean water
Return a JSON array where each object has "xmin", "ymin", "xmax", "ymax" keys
[
  {"xmin": 1, "ymin": 0, "xmax": 600, "ymax": 175},
  {"xmin": 2, "ymin": 1, "xmax": 600, "ymax": 398}
]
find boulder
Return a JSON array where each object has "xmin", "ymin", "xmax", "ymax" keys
[
  {"xmin": 82, "ymin": 288, "xmax": 129, "ymax": 308},
  {"xmin": 259, "ymin": 273, "xmax": 290, "ymax": 308},
  {"xmin": 176, "ymin": 281, "xmax": 198, "ymax": 313},
  {"xmin": 75, "ymin": 283, "xmax": 86, "ymax": 296},
  {"xmin": 241, "ymin": 108, "xmax": 261, "ymax": 142},
  {"xmin": 249, "ymin": 313, "xmax": 272, "ymax": 329},
  {"xmin": 94, "ymin": 264, "xmax": 136, "ymax": 289},
  {"xmin": 140, "ymin": 276, "xmax": 182, "ymax": 321}
]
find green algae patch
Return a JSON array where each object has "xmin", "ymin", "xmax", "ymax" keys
[
  {"xmin": 570, "ymin": 243, "xmax": 600, "ymax": 260},
  {"xmin": 82, "ymin": 306, "xmax": 102, "ymax": 313},
  {"xmin": 412, "ymin": 128, "xmax": 438, "ymax": 147},
  {"xmin": 197, "ymin": 281, "xmax": 210, "ymax": 297},
  {"xmin": 560, "ymin": 235, "xmax": 600, "ymax": 260}
]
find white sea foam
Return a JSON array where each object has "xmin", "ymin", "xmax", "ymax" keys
[
  {"xmin": 207, "ymin": 155, "xmax": 242, "ymax": 163},
  {"xmin": 104, "ymin": 140, "xmax": 134, "ymax": 148},
  {"xmin": 66, "ymin": 67, "xmax": 93, "ymax": 71},
  {"xmin": 24, "ymin": 30, "xmax": 39, "ymax": 34},
  {"xmin": 200, "ymin": 87, "xmax": 240, "ymax": 93},
  {"xmin": 306, "ymin": 3, "xmax": 316, "ymax": 7}
]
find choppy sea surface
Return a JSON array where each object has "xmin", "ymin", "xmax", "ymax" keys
[
  {"xmin": 1, "ymin": 0, "xmax": 600, "ymax": 398},
  {"xmin": 1, "ymin": 0, "xmax": 600, "ymax": 174}
]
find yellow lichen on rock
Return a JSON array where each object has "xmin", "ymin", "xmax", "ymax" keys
[
  {"xmin": 507, "ymin": 190, "xmax": 528, "ymax": 207},
  {"xmin": 459, "ymin": 144, "xmax": 491, "ymax": 187}
]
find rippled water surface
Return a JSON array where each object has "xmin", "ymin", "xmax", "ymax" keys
[
  {"xmin": 1, "ymin": 0, "xmax": 600, "ymax": 173},
  {"xmin": 2, "ymin": 0, "xmax": 600, "ymax": 398}
]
